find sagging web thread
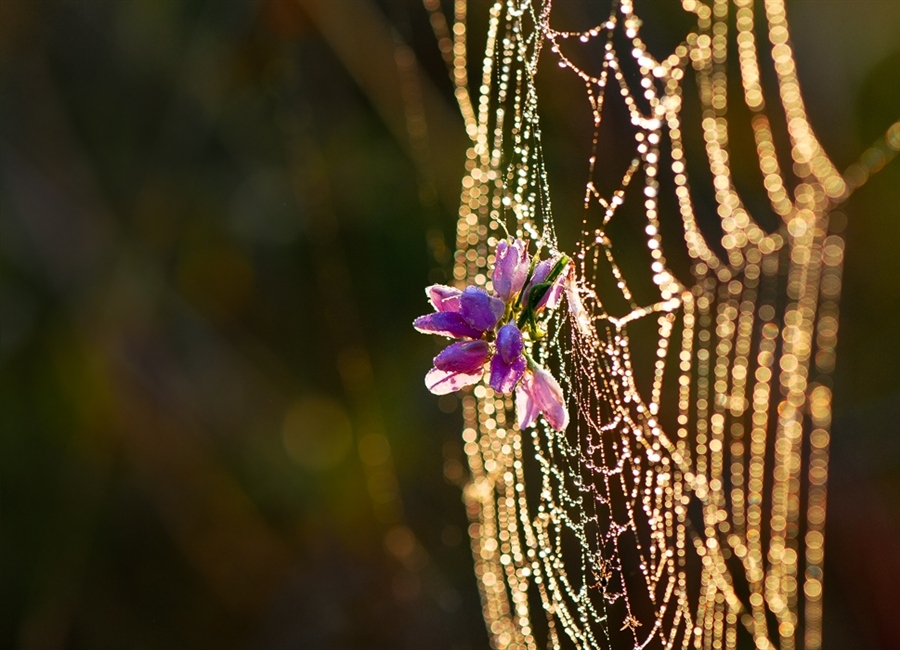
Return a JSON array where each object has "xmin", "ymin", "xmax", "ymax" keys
[{"xmin": 422, "ymin": 0, "xmax": 890, "ymax": 648}]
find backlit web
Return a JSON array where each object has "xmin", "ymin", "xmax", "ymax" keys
[{"xmin": 421, "ymin": 0, "xmax": 890, "ymax": 648}]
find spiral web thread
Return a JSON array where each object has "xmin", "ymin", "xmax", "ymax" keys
[{"xmin": 423, "ymin": 0, "xmax": 871, "ymax": 648}]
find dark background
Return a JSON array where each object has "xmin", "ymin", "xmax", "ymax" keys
[{"xmin": 0, "ymin": 1, "xmax": 897, "ymax": 649}]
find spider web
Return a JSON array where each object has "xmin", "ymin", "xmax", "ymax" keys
[{"xmin": 426, "ymin": 0, "xmax": 857, "ymax": 648}]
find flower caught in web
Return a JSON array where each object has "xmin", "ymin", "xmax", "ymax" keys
[{"xmin": 414, "ymin": 239, "xmax": 572, "ymax": 430}]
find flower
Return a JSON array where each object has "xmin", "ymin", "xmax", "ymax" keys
[{"xmin": 415, "ymin": 239, "xmax": 572, "ymax": 430}]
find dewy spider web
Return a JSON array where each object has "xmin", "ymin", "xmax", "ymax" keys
[{"xmin": 421, "ymin": 0, "xmax": 892, "ymax": 648}]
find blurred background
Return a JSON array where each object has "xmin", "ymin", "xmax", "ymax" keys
[{"xmin": 0, "ymin": 1, "xmax": 897, "ymax": 649}]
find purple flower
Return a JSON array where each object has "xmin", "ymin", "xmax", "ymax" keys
[
  {"xmin": 492, "ymin": 239, "xmax": 530, "ymax": 302},
  {"xmin": 415, "ymin": 239, "xmax": 572, "ymax": 431},
  {"xmin": 515, "ymin": 363, "xmax": 569, "ymax": 431}
]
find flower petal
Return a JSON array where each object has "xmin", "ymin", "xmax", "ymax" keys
[
  {"xmin": 537, "ymin": 261, "xmax": 572, "ymax": 311},
  {"xmin": 459, "ymin": 286, "xmax": 504, "ymax": 332},
  {"xmin": 413, "ymin": 312, "xmax": 483, "ymax": 339},
  {"xmin": 515, "ymin": 378, "xmax": 540, "ymax": 429},
  {"xmin": 434, "ymin": 340, "xmax": 490, "ymax": 373},
  {"xmin": 425, "ymin": 367, "xmax": 483, "ymax": 395},
  {"xmin": 489, "ymin": 353, "xmax": 527, "ymax": 394},
  {"xmin": 521, "ymin": 256, "xmax": 554, "ymax": 307},
  {"xmin": 529, "ymin": 258, "xmax": 554, "ymax": 287},
  {"xmin": 515, "ymin": 364, "xmax": 569, "ymax": 430},
  {"xmin": 426, "ymin": 284, "xmax": 462, "ymax": 312},
  {"xmin": 492, "ymin": 239, "xmax": 530, "ymax": 302},
  {"xmin": 495, "ymin": 323, "xmax": 524, "ymax": 364},
  {"xmin": 529, "ymin": 363, "xmax": 569, "ymax": 430}
]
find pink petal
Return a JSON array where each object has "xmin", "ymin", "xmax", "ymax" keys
[
  {"xmin": 515, "ymin": 364, "xmax": 569, "ymax": 430},
  {"xmin": 425, "ymin": 367, "xmax": 483, "ymax": 395},
  {"xmin": 426, "ymin": 284, "xmax": 462, "ymax": 312},
  {"xmin": 530, "ymin": 364, "xmax": 569, "ymax": 430},
  {"xmin": 515, "ymin": 379, "xmax": 540, "ymax": 429}
]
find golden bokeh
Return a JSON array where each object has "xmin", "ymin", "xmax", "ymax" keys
[{"xmin": 282, "ymin": 394, "xmax": 353, "ymax": 470}]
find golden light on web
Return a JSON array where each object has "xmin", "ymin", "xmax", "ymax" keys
[{"xmin": 412, "ymin": 0, "xmax": 882, "ymax": 646}]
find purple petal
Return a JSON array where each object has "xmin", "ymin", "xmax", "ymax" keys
[
  {"xmin": 496, "ymin": 323, "xmax": 524, "ymax": 364},
  {"xmin": 459, "ymin": 286, "xmax": 504, "ymax": 332},
  {"xmin": 413, "ymin": 312, "xmax": 483, "ymax": 339},
  {"xmin": 489, "ymin": 354, "xmax": 527, "ymax": 394},
  {"xmin": 536, "ymin": 261, "xmax": 572, "ymax": 311},
  {"xmin": 521, "ymin": 257, "xmax": 553, "ymax": 306},
  {"xmin": 426, "ymin": 284, "xmax": 462, "ymax": 312},
  {"xmin": 530, "ymin": 258, "xmax": 554, "ymax": 287},
  {"xmin": 425, "ymin": 367, "xmax": 483, "ymax": 395},
  {"xmin": 515, "ymin": 379, "xmax": 540, "ymax": 429},
  {"xmin": 434, "ymin": 340, "xmax": 490, "ymax": 373},
  {"xmin": 492, "ymin": 239, "xmax": 530, "ymax": 302}
]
